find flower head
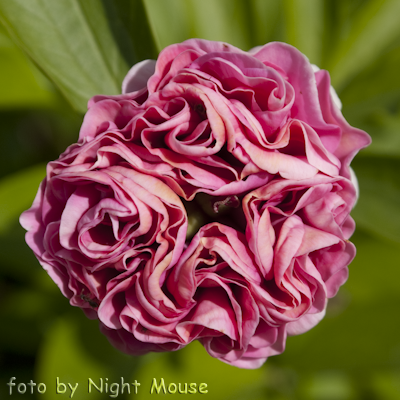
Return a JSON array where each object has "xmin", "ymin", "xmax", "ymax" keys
[{"xmin": 21, "ymin": 39, "xmax": 370, "ymax": 368}]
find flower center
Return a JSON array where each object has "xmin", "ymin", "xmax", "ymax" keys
[{"xmin": 194, "ymin": 103, "xmax": 207, "ymax": 118}]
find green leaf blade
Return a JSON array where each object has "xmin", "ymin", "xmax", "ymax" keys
[
  {"xmin": 327, "ymin": 0, "xmax": 400, "ymax": 91},
  {"xmin": 0, "ymin": 0, "xmax": 157, "ymax": 112},
  {"xmin": 283, "ymin": 0, "xmax": 324, "ymax": 65}
]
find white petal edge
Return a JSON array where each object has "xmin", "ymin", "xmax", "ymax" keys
[
  {"xmin": 286, "ymin": 308, "xmax": 326, "ymax": 336},
  {"xmin": 122, "ymin": 59, "xmax": 156, "ymax": 94},
  {"xmin": 350, "ymin": 166, "xmax": 360, "ymax": 204}
]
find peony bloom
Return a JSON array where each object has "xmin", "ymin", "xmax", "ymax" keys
[
  {"xmin": 20, "ymin": 38, "xmax": 370, "ymax": 368},
  {"xmin": 166, "ymin": 223, "xmax": 287, "ymax": 368},
  {"xmin": 20, "ymin": 162, "xmax": 187, "ymax": 323},
  {"xmin": 242, "ymin": 174, "xmax": 356, "ymax": 336}
]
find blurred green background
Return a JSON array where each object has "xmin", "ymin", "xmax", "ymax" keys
[{"xmin": 0, "ymin": 0, "xmax": 399, "ymax": 399}]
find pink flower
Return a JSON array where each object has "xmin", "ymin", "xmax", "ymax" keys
[
  {"xmin": 78, "ymin": 39, "xmax": 369, "ymax": 201},
  {"xmin": 166, "ymin": 223, "xmax": 287, "ymax": 368},
  {"xmin": 20, "ymin": 161, "xmax": 187, "ymax": 323},
  {"xmin": 20, "ymin": 38, "xmax": 370, "ymax": 368},
  {"xmin": 243, "ymin": 174, "xmax": 356, "ymax": 335}
]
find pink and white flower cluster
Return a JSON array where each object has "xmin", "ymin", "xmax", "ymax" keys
[{"xmin": 21, "ymin": 39, "xmax": 370, "ymax": 368}]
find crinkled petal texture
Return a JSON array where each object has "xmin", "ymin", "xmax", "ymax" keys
[
  {"xmin": 243, "ymin": 174, "xmax": 356, "ymax": 335},
  {"xmin": 20, "ymin": 162, "xmax": 188, "ymax": 330},
  {"xmin": 20, "ymin": 38, "xmax": 370, "ymax": 369},
  {"xmin": 79, "ymin": 39, "xmax": 369, "ymax": 200},
  {"xmin": 167, "ymin": 223, "xmax": 286, "ymax": 368}
]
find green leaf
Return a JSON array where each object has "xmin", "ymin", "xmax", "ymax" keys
[
  {"xmin": 326, "ymin": 0, "xmax": 400, "ymax": 91},
  {"xmin": 109, "ymin": 0, "xmax": 159, "ymax": 61},
  {"xmin": 184, "ymin": 0, "xmax": 254, "ymax": 50},
  {"xmin": 0, "ymin": 28, "xmax": 56, "ymax": 109},
  {"xmin": 247, "ymin": 0, "xmax": 283, "ymax": 46},
  {"xmin": 142, "ymin": 0, "xmax": 192, "ymax": 49},
  {"xmin": 144, "ymin": 0, "xmax": 254, "ymax": 51},
  {"xmin": 0, "ymin": 0, "xmax": 157, "ymax": 113},
  {"xmin": 283, "ymin": 0, "xmax": 324, "ymax": 65},
  {"xmin": 340, "ymin": 45, "xmax": 400, "ymax": 122},
  {"xmin": 351, "ymin": 157, "xmax": 400, "ymax": 243},
  {"xmin": 0, "ymin": 163, "xmax": 46, "ymax": 234}
]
